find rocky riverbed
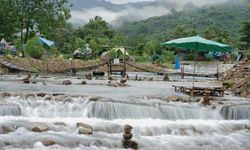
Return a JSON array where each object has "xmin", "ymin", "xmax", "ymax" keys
[{"xmin": 0, "ymin": 74, "xmax": 250, "ymax": 150}]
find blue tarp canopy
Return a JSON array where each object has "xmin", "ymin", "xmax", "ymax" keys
[{"xmin": 39, "ymin": 37, "xmax": 55, "ymax": 47}]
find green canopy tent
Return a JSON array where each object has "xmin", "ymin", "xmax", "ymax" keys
[{"xmin": 162, "ymin": 35, "xmax": 232, "ymax": 90}]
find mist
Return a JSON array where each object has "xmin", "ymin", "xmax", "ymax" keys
[{"xmin": 70, "ymin": 0, "xmax": 229, "ymax": 27}]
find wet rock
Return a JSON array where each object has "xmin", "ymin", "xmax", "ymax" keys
[
  {"xmin": 122, "ymin": 124, "xmax": 138, "ymax": 149},
  {"xmin": 89, "ymin": 96, "xmax": 102, "ymax": 102},
  {"xmin": 124, "ymin": 124, "xmax": 133, "ymax": 134},
  {"xmin": 108, "ymin": 82, "xmax": 119, "ymax": 87},
  {"xmin": 42, "ymin": 139, "xmax": 55, "ymax": 146},
  {"xmin": 23, "ymin": 79, "xmax": 30, "ymax": 84},
  {"xmin": 199, "ymin": 96, "xmax": 211, "ymax": 106},
  {"xmin": 167, "ymin": 96, "xmax": 178, "ymax": 102},
  {"xmin": 1, "ymin": 92, "xmax": 11, "ymax": 98},
  {"xmin": 37, "ymin": 93, "xmax": 46, "ymax": 97},
  {"xmin": 86, "ymin": 73, "xmax": 92, "ymax": 80},
  {"xmin": 25, "ymin": 93, "xmax": 36, "ymax": 99},
  {"xmin": 120, "ymin": 79, "xmax": 127, "ymax": 84},
  {"xmin": 148, "ymin": 77, "xmax": 153, "ymax": 81},
  {"xmin": 31, "ymin": 122, "xmax": 49, "ymax": 132},
  {"xmin": 163, "ymin": 74, "xmax": 169, "ymax": 81},
  {"xmin": 77, "ymin": 122, "xmax": 93, "ymax": 130},
  {"xmin": 54, "ymin": 95, "xmax": 67, "ymax": 101},
  {"xmin": 44, "ymin": 95, "xmax": 52, "ymax": 100},
  {"xmin": 218, "ymin": 101, "xmax": 224, "ymax": 105},
  {"xmin": 78, "ymin": 127, "xmax": 93, "ymax": 135},
  {"xmin": 122, "ymin": 139, "xmax": 138, "ymax": 150},
  {"xmin": 81, "ymin": 80, "xmax": 87, "ymax": 85},
  {"xmin": 54, "ymin": 122, "xmax": 66, "ymax": 126},
  {"xmin": 1, "ymin": 125, "xmax": 15, "ymax": 134},
  {"xmin": 63, "ymin": 96, "xmax": 74, "ymax": 102},
  {"xmin": 62, "ymin": 80, "xmax": 72, "ymax": 85},
  {"xmin": 108, "ymin": 76, "xmax": 113, "ymax": 81},
  {"xmin": 123, "ymin": 133, "xmax": 133, "ymax": 140}
]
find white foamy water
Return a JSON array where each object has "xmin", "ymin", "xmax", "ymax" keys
[{"xmin": 0, "ymin": 75, "xmax": 249, "ymax": 150}]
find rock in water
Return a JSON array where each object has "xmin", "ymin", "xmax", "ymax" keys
[
  {"xmin": 199, "ymin": 96, "xmax": 211, "ymax": 106},
  {"xmin": 62, "ymin": 80, "xmax": 72, "ymax": 85},
  {"xmin": 122, "ymin": 139, "xmax": 138, "ymax": 150},
  {"xmin": 122, "ymin": 124, "xmax": 138, "ymax": 149},
  {"xmin": 77, "ymin": 122, "xmax": 93, "ymax": 130},
  {"xmin": 124, "ymin": 124, "xmax": 133, "ymax": 134},
  {"xmin": 81, "ymin": 80, "xmax": 87, "ymax": 85},
  {"xmin": 42, "ymin": 139, "xmax": 55, "ymax": 146},
  {"xmin": 1, "ymin": 125, "xmax": 15, "ymax": 134},
  {"xmin": 1, "ymin": 92, "xmax": 11, "ymax": 98},
  {"xmin": 123, "ymin": 133, "xmax": 133, "ymax": 140},
  {"xmin": 163, "ymin": 74, "xmax": 169, "ymax": 81},
  {"xmin": 31, "ymin": 122, "xmax": 49, "ymax": 132},
  {"xmin": 78, "ymin": 127, "xmax": 93, "ymax": 135},
  {"xmin": 167, "ymin": 96, "xmax": 178, "ymax": 102}
]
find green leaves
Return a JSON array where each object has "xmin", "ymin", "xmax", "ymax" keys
[
  {"xmin": 26, "ymin": 37, "xmax": 45, "ymax": 59},
  {"xmin": 240, "ymin": 21, "xmax": 250, "ymax": 48}
]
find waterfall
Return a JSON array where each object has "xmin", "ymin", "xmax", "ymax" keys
[
  {"xmin": 0, "ymin": 104, "xmax": 21, "ymax": 116},
  {"xmin": 220, "ymin": 104, "xmax": 250, "ymax": 120},
  {"xmin": 1, "ymin": 97, "xmax": 223, "ymax": 120}
]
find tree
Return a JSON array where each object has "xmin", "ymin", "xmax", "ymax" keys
[
  {"xmin": 25, "ymin": 37, "xmax": 45, "ymax": 59},
  {"xmin": 76, "ymin": 16, "xmax": 115, "ymax": 54},
  {"xmin": 0, "ymin": 0, "xmax": 70, "ymax": 56},
  {"xmin": 240, "ymin": 22, "xmax": 250, "ymax": 48}
]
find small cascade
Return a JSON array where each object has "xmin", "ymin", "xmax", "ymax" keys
[
  {"xmin": 1, "ymin": 96, "xmax": 222, "ymax": 120},
  {"xmin": 0, "ymin": 104, "xmax": 21, "ymax": 116},
  {"xmin": 220, "ymin": 104, "xmax": 250, "ymax": 120}
]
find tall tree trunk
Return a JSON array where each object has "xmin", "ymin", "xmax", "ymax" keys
[{"xmin": 24, "ymin": 19, "xmax": 30, "ymax": 44}]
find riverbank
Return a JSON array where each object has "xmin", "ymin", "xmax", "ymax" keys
[
  {"xmin": 222, "ymin": 61, "xmax": 250, "ymax": 98},
  {"xmin": 0, "ymin": 57, "xmax": 167, "ymax": 74}
]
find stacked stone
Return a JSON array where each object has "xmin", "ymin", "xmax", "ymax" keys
[{"xmin": 122, "ymin": 124, "xmax": 138, "ymax": 150}]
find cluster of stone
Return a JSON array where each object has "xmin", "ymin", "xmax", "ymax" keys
[
  {"xmin": 122, "ymin": 124, "xmax": 138, "ymax": 149},
  {"xmin": 222, "ymin": 61, "xmax": 250, "ymax": 97}
]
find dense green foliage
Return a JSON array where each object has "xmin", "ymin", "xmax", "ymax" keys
[
  {"xmin": 0, "ymin": 0, "xmax": 250, "ymax": 62},
  {"xmin": 25, "ymin": 37, "xmax": 45, "ymax": 59},
  {"xmin": 118, "ymin": 1, "xmax": 250, "ymax": 43},
  {"xmin": 240, "ymin": 22, "xmax": 250, "ymax": 48},
  {"xmin": 0, "ymin": 0, "xmax": 70, "ymax": 45}
]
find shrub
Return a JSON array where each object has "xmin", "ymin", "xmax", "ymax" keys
[
  {"xmin": 25, "ymin": 37, "xmax": 45, "ymax": 59},
  {"xmin": 245, "ymin": 51, "xmax": 250, "ymax": 60}
]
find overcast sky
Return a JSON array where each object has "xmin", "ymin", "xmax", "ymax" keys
[
  {"xmin": 70, "ymin": 0, "xmax": 228, "ymax": 27},
  {"xmin": 105, "ymin": 0, "xmax": 155, "ymax": 4}
]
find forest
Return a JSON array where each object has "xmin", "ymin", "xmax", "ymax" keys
[{"xmin": 0, "ymin": 0, "xmax": 249, "ymax": 63}]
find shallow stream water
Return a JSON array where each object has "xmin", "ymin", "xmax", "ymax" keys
[{"xmin": 0, "ymin": 74, "xmax": 250, "ymax": 150}]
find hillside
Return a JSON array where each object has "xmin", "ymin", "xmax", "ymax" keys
[{"xmin": 117, "ymin": 0, "xmax": 250, "ymax": 41}]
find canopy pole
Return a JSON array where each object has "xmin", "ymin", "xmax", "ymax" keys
[{"xmin": 192, "ymin": 43, "xmax": 197, "ymax": 95}]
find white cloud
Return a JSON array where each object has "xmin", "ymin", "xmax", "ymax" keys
[
  {"xmin": 70, "ymin": 0, "xmax": 228, "ymax": 27},
  {"xmin": 105, "ymin": 0, "xmax": 155, "ymax": 4}
]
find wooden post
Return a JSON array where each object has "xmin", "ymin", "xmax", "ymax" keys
[{"xmin": 216, "ymin": 60, "xmax": 219, "ymax": 80}]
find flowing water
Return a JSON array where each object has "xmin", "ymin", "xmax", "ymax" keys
[{"xmin": 0, "ymin": 75, "xmax": 250, "ymax": 150}]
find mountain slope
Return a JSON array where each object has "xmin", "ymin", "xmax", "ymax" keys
[{"xmin": 117, "ymin": 1, "xmax": 250, "ymax": 40}]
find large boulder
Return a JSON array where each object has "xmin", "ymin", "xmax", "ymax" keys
[
  {"xmin": 42, "ymin": 139, "xmax": 56, "ymax": 146},
  {"xmin": 31, "ymin": 122, "xmax": 49, "ymax": 132},
  {"xmin": 62, "ymin": 80, "xmax": 72, "ymax": 85}
]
